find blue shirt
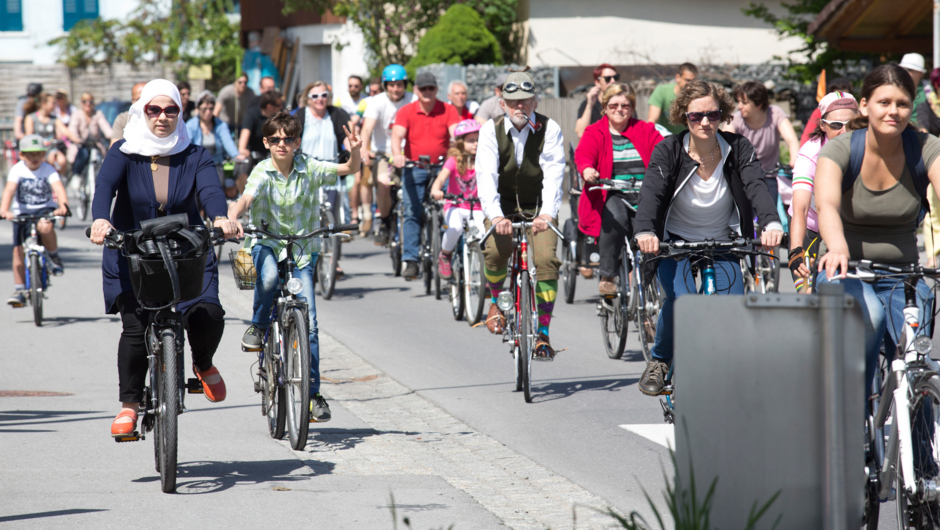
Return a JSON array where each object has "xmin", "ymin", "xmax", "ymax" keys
[{"xmin": 186, "ymin": 116, "xmax": 239, "ymax": 164}]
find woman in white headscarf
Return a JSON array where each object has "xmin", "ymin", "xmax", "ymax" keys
[{"xmin": 89, "ymin": 79, "xmax": 241, "ymax": 438}]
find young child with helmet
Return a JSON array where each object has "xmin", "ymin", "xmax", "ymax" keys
[{"xmin": 429, "ymin": 119, "xmax": 483, "ymax": 279}]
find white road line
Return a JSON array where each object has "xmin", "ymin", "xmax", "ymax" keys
[{"xmin": 620, "ymin": 424, "xmax": 675, "ymax": 450}]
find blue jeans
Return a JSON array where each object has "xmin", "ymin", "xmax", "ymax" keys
[
  {"xmin": 651, "ymin": 255, "xmax": 745, "ymax": 363},
  {"xmin": 815, "ymin": 273, "xmax": 934, "ymax": 393},
  {"xmin": 251, "ymin": 245, "xmax": 321, "ymax": 394},
  {"xmin": 401, "ymin": 165, "xmax": 439, "ymax": 263},
  {"xmin": 72, "ymin": 146, "xmax": 89, "ymax": 177}
]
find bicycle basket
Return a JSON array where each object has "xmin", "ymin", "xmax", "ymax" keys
[
  {"xmin": 230, "ymin": 248, "xmax": 256, "ymax": 290},
  {"xmin": 125, "ymin": 214, "xmax": 210, "ymax": 308}
]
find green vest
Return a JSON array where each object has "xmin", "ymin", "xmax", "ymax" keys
[{"xmin": 494, "ymin": 112, "xmax": 548, "ymax": 214}]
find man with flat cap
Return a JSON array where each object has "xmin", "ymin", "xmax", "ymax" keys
[{"xmin": 475, "ymin": 67, "xmax": 566, "ymax": 359}]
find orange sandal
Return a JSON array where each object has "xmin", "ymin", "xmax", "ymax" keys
[
  {"xmin": 193, "ymin": 365, "xmax": 226, "ymax": 402},
  {"xmin": 111, "ymin": 408, "xmax": 138, "ymax": 438}
]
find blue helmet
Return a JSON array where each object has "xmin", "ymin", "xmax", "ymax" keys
[{"xmin": 382, "ymin": 64, "xmax": 407, "ymax": 84}]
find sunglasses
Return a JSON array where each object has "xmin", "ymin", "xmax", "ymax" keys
[
  {"xmin": 82, "ymin": 100, "xmax": 94, "ymax": 105},
  {"xmin": 607, "ymin": 103, "xmax": 632, "ymax": 110},
  {"xmin": 266, "ymin": 136, "xmax": 298, "ymax": 145},
  {"xmin": 686, "ymin": 110, "xmax": 722, "ymax": 122},
  {"xmin": 145, "ymin": 104, "xmax": 180, "ymax": 118},
  {"xmin": 307, "ymin": 92, "xmax": 329, "ymax": 100},
  {"xmin": 820, "ymin": 118, "xmax": 848, "ymax": 130},
  {"xmin": 503, "ymin": 81, "xmax": 534, "ymax": 94},
  {"xmin": 601, "ymin": 74, "xmax": 621, "ymax": 83},
  {"xmin": 418, "ymin": 85, "xmax": 437, "ymax": 92}
]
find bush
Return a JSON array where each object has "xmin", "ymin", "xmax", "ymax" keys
[{"xmin": 405, "ymin": 4, "xmax": 502, "ymax": 79}]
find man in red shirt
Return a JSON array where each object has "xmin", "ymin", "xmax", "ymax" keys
[
  {"xmin": 447, "ymin": 80, "xmax": 473, "ymax": 120},
  {"xmin": 391, "ymin": 71, "xmax": 460, "ymax": 279}
]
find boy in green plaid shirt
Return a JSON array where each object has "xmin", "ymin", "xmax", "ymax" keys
[{"xmin": 228, "ymin": 111, "xmax": 362, "ymax": 422}]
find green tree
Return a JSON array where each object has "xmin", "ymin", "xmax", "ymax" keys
[
  {"xmin": 742, "ymin": 0, "xmax": 866, "ymax": 83},
  {"xmin": 48, "ymin": 0, "xmax": 242, "ymax": 90},
  {"xmin": 405, "ymin": 4, "xmax": 501, "ymax": 77}
]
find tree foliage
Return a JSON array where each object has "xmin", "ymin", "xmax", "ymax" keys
[
  {"xmin": 48, "ymin": 0, "xmax": 242, "ymax": 90},
  {"xmin": 405, "ymin": 5, "xmax": 501, "ymax": 77},
  {"xmin": 742, "ymin": 0, "xmax": 866, "ymax": 83},
  {"xmin": 282, "ymin": 0, "xmax": 521, "ymax": 76}
]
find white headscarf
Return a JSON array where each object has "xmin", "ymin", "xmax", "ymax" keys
[{"xmin": 120, "ymin": 79, "xmax": 191, "ymax": 157}]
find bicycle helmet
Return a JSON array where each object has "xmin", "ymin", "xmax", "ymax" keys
[
  {"xmin": 454, "ymin": 119, "xmax": 482, "ymax": 137},
  {"xmin": 382, "ymin": 64, "xmax": 408, "ymax": 85}
]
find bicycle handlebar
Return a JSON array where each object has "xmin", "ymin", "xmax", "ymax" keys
[
  {"xmin": 243, "ymin": 222, "xmax": 358, "ymax": 242},
  {"xmin": 847, "ymin": 260, "xmax": 940, "ymax": 278},
  {"xmin": 479, "ymin": 218, "xmax": 565, "ymax": 246},
  {"xmin": 588, "ymin": 178, "xmax": 642, "ymax": 193},
  {"xmin": 5, "ymin": 213, "xmax": 69, "ymax": 224},
  {"xmin": 439, "ymin": 194, "xmax": 481, "ymax": 203},
  {"xmin": 85, "ymin": 225, "xmax": 226, "ymax": 249},
  {"xmin": 641, "ymin": 237, "xmax": 785, "ymax": 262}
]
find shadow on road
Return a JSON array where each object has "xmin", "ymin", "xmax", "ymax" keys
[
  {"xmin": 0, "ymin": 509, "xmax": 109, "ymax": 523},
  {"xmin": 26, "ymin": 315, "xmax": 120, "ymax": 327},
  {"xmin": 529, "ymin": 377, "xmax": 640, "ymax": 403},
  {"xmin": 0, "ymin": 410, "xmax": 108, "ymax": 431},
  {"xmin": 136, "ymin": 458, "xmax": 322, "ymax": 494},
  {"xmin": 303, "ymin": 427, "xmax": 423, "ymax": 474},
  {"xmin": 328, "ymin": 286, "xmax": 409, "ymax": 300}
]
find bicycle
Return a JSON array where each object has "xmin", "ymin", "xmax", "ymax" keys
[
  {"xmin": 316, "ymin": 180, "xmax": 352, "ymax": 300},
  {"xmin": 438, "ymin": 195, "xmax": 485, "ymax": 323},
  {"xmin": 238, "ymin": 220, "xmax": 357, "ymax": 451},
  {"xmin": 402, "ymin": 156, "xmax": 445, "ymax": 294},
  {"xmin": 6, "ymin": 210, "xmax": 70, "ymax": 326},
  {"xmin": 481, "ymin": 214, "xmax": 565, "ymax": 403},
  {"xmin": 87, "ymin": 214, "xmax": 221, "ymax": 493},
  {"xmin": 743, "ymin": 163, "xmax": 792, "ymax": 294},
  {"xmin": 643, "ymin": 237, "xmax": 781, "ymax": 423},
  {"xmin": 74, "ymin": 139, "xmax": 104, "ymax": 221},
  {"xmin": 849, "ymin": 261, "xmax": 940, "ymax": 529}
]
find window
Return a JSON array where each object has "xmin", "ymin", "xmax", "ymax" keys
[
  {"xmin": 0, "ymin": 0, "xmax": 23, "ymax": 32},
  {"xmin": 63, "ymin": 0, "xmax": 98, "ymax": 31}
]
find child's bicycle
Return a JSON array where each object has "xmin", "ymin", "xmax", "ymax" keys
[
  {"xmin": 6, "ymin": 209, "xmax": 70, "ymax": 326},
  {"xmin": 438, "ymin": 195, "xmax": 486, "ymax": 324}
]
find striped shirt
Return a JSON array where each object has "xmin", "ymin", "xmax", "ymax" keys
[
  {"xmin": 244, "ymin": 153, "xmax": 338, "ymax": 269},
  {"xmin": 611, "ymin": 132, "xmax": 646, "ymax": 185}
]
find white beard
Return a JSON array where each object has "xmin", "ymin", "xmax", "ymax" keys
[{"xmin": 508, "ymin": 112, "xmax": 529, "ymax": 128}]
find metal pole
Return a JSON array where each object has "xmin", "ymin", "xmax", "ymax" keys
[
  {"xmin": 935, "ymin": 1, "xmax": 940, "ymax": 66},
  {"xmin": 818, "ymin": 282, "xmax": 846, "ymax": 529}
]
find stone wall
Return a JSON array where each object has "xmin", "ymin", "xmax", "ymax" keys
[{"xmin": 416, "ymin": 63, "xmax": 558, "ymax": 104}]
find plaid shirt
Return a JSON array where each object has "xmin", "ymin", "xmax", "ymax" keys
[{"xmin": 244, "ymin": 153, "xmax": 338, "ymax": 269}]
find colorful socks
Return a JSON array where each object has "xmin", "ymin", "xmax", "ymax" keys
[
  {"xmin": 536, "ymin": 280, "xmax": 557, "ymax": 334},
  {"xmin": 485, "ymin": 265, "xmax": 507, "ymax": 303}
]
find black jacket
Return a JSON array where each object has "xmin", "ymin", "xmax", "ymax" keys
[
  {"xmin": 295, "ymin": 105, "xmax": 352, "ymax": 162},
  {"xmin": 634, "ymin": 130, "xmax": 780, "ymax": 240}
]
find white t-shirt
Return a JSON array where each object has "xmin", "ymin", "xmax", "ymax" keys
[
  {"xmin": 665, "ymin": 136, "xmax": 736, "ymax": 241},
  {"xmin": 8, "ymin": 161, "xmax": 61, "ymax": 215},
  {"xmin": 363, "ymin": 92, "xmax": 415, "ymax": 152},
  {"xmin": 334, "ymin": 93, "xmax": 365, "ymax": 117}
]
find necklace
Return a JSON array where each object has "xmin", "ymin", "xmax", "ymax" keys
[
  {"xmin": 688, "ymin": 141, "xmax": 720, "ymax": 164},
  {"xmin": 150, "ymin": 155, "xmax": 159, "ymax": 172}
]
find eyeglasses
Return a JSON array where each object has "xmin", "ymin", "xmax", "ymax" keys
[
  {"xmin": 144, "ymin": 104, "xmax": 181, "ymax": 118},
  {"xmin": 601, "ymin": 74, "xmax": 621, "ymax": 83},
  {"xmin": 307, "ymin": 92, "xmax": 330, "ymax": 100},
  {"xmin": 503, "ymin": 81, "xmax": 534, "ymax": 94},
  {"xmin": 266, "ymin": 136, "xmax": 298, "ymax": 145},
  {"xmin": 820, "ymin": 118, "xmax": 848, "ymax": 130},
  {"xmin": 82, "ymin": 100, "xmax": 94, "ymax": 105},
  {"xmin": 607, "ymin": 103, "xmax": 632, "ymax": 110},
  {"xmin": 686, "ymin": 110, "xmax": 722, "ymax": 123},
  {"xmin": 418, "ymin": 85, "xmax": 437, "ymax": 92}
]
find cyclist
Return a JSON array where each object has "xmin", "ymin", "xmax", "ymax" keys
[
  {"xmin": 575, "ymin": 83, "xmax": 663, "ymax": 296},
  {"xmin": 787, "ymin": 91, "xmax": 858, "ymax": 293},
  {"xmin": 390, "ymin": 71, "xmax": 460, "ymax": 280},
  {"xmin": 0, "ymin": 134, "xmax": 69, "ymax": 306},
  {"xmin": 474, "ymin": 73, "xmax": 508, "ymax": 125},
  {"xmin": 476, "ymin": 68, "xmax": 565, "ymax": 359},
  {"xmin": 359, "ymin": 64, "xmax": 415, "ymax": 245},
  {"xmin": 53, "ymin": 89, "xmax": 78, "ymax": 127},
  {"xmin": 228, "ymin": 111, "xmax": 363, "ymax": 423},
  {"xmin": 186, "ymin": 91, "xmax": 240, "ymax": 185},
  {"xmin": 447, "ymin": 80, "xmax": 474, "ymax": 120},
  {"xmin": 88, "ymin": 79, "xmax": 240, "ymax": 438},
  {"xmin": 176, "ymin": 81, "xmax": 195, "ymax": 122},
  {"xmin": 815, "ymin": 63, "xmax": 940, "ymax": 398},
  {"xmin": 429, "ymin": 119, "xmax": 484, "ymax": 279},
  {"xmin": 111, "ymin": 82, "xmax": 146, "ymax": 147},
  {"xmin": 647, "ymin": 63, "xmax": 698, "ymax": 135},
  {"xmin": 214, "ymin": 73, "xmax": 255, "ymax": 134},
  {"xmin": 334, "ymin": 75, "xmax": 367, "ymax": 128},
  {"xmin": 575, "ymin": 63, "xmax": 619, "ymax": 138},
  {"xmin": 800, "ymin": 77, "xmax": 853, "ymax": 146},
  {"xmin": 24, "ymin": 93, "xmax": 70, "ymax": 174},
  {"xmin": 13, "ymin": 83, "xmax": 42, "ymax": 141},
  {"xmin": 634, "ymin": 80, "xmax": 783, "ymax": 396},
  {"xmin": 67, "ymin": 92, "xmax": 113, "ymax": 183},
  {"xmin": 233, "ymin": 90, "xmax": 283, "ymax": 198}
]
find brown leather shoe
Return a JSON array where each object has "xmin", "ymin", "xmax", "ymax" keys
[
  {"xmin": 598, "ymin": 277, "xmax": 617, "ymax": 296},
  {"xmin": 580, "ymin": 267, "xmax": 594, "ymax": 279},
  {"xmin": 485, "ymin": 304, "xmax": 505, "ymax": 334},
  {"xmin": 534, "ymin": 333, "xmax": 555, "ymax": 361}
]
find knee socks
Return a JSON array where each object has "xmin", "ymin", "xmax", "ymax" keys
[
  {"xmin": 536, "ymin": 280, "xmax": 558, "ymax": 336},
  {"xmin": 485, "ymin": 266, "xmax": 507, "ymax": 303}
]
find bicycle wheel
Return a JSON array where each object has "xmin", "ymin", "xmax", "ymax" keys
[
  {"xmin": 30, "ymin": 254, "xmax": 42, "ymax": 327},
  {"xmin": 637, "ymin": 277, "xmax": 662, "ymax": 364},
  {"xmin": 318, "ymin": 212, "xmax": 338, "ymax": 299},
  {"xmin": 284, "ymin": 308, "xmax": 310, "ymax": 450},
  {"xmin": 464, "ymin": 243, "xmax": 487, "ymax": 326},
  {"xmin": 391, "ymin": 213, "xmax": 403, "ymax": 277},
  {"xmin": 519, "ymin": 270, "xmax": 533, "ymax": 403},
  {"xmin": 77, "ymin": 173, "xmax": 89, "ymax": 221},
  {"xmin": 262, "ymin": 323, "xmax": 286, "ymax": 439},
  {"xmin": 422, "ymin": 215, "xmax": 433, "ymax": 295},
  {"xmin": 561, "ymin": 220, "xmax": 578, "ymax": 304},
  {"xmin": 450, "ymin": 251, "xmax": 464, "ymax": 320},
  {"xmin": 757, "ymin": 254, "xmax": 777, "ymax": 294},
  {"xmin": 897, "ymin": 374, "xmax": 940, "ymax": 528},
  {"xmin": 157, "ymin": 331, "xmax": 179, "ymax": 493}
]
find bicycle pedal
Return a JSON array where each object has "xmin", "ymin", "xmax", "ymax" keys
[
  {"xmin": 242, "ymin": 345, "xmax": 263, "ymax": 352},
  {"xmin": 186, "ymin": 378, "xmax": 204, "ymax": 394},
  {"xmin": 659, "ymin": 385, "xmax": 674, "ymax": 396},
  {"xmin": 114, "ymin": 432, "xmax": 142, "ymax": 443}
]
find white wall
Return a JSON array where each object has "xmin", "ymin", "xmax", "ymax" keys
[
  {"xmin": 0, "ymin": 0, "xmax": 141, "ymax": 65},
  {"xmin": 526, "ymin": 0, "xmax": 804, "ymax": 66},
  {"xmin": 285, "ymin": 21, "xmax": 369, "ymax": 102}
]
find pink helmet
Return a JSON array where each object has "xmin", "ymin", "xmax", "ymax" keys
[{"xmin": 454, "ymin": 119, "xmax": 481, "ymax": 137}]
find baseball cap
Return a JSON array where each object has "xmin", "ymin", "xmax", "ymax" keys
[
  {"xmin": 19, "ymin": 134, "xmax": 48, "ymax": 153},
  {"xmin": 415, "ymin": 71, "xmax": 438, "ymax": 88},
  {"xmin": 818, "ymin": 91, "xmax": 858, "ymax": 116},
  {"xmin": 900, "ymin": 53, "xmax": 926, "ymax": 73},
  {"xmin": 27, "ymin": 83, "xmax": 42, "ymax": 97},
  {"xmin": 502, "ymin": 69, "xmax": 536, "ymax": 100}
]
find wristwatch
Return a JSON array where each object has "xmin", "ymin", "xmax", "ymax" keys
[{"xmin": 213, "ymin": 216, "xmax": 228, "ymax": 223}]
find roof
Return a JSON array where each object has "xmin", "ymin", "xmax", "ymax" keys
[{"xmin": 808, "ymin": 0, "xmax": 932, "ymax": 54}]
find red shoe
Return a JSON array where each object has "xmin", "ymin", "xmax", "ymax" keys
[
  {"xmin": 111, "ymin": 408, "xmax": 138, "ymax": 438},
  {"xmin": 193, "ymin": 365, "xmax": 227, "ymax": 402}
]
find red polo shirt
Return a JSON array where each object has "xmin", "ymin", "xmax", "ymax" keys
[
  {"xmin": 394, "ymin": 99, "xmax": 459, "ymax": 162},
  {"xmin": 452, "ymin": 104, "xmax": 473, "ymax": 120}
]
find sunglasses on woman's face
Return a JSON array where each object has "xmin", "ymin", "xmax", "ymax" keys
[
  {"xmin": 607, "ymin": 103, "xmax": 632, "ymax": 111},
  {"xmin": 145, "ymin": 104, "xmax": 181, "ymax": 118},
  {"xmin": 307, "ymin": 92, "xmax": 330, "ymax": 100},
  {"xmin": 820, "ymin": 118, "xmax": 848, "ymax": 130},
  {"xmin": 266, "ymin": 136, "xmax": 298, "ymax": 145},
  {"xmin": 82, "ymin": 100, "xmax": 94, "ymax": 105},
  {"xmin": 503, "ymin": 81, "xmax": 534, "ymax": 94},
  {"xmin": 686, "ymin": 110, "xmax": 722, "ymax": 123},
  {"xmin": 601, "ymin": 74, "xmax": 620, "ymax": 83}
]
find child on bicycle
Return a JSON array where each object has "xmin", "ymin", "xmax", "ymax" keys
[
  {"xmin": 430, "ymin": 119, "xmax": 484, "ymax": 280},
  {"xmin": 0, "ymin": 134, "xmax": 68, "ymax": 307},
  {"xmin": 227, "ymin": 111, "xmax": 361, "ymax": 422}
]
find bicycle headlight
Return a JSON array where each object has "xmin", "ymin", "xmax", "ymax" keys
[
  {"xmin": 286, "ymin": 277, "xmax": 304, "ymax": 295},
  {"xmin": 496, "ymin": 291, "xmax": 513, "ymax": 312},
  {"xmin": 914, "ymin": 335, "xmax": 933, "ymax": 355}
]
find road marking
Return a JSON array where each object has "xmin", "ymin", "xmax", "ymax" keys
[{"xmin": 620, "ymin": 424, "xmax": 675, "ymax": 450}]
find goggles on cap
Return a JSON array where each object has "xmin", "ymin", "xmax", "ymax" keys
[{"xmin": 503, "ymin": 81, "xmax": 534, "ymax": 94}]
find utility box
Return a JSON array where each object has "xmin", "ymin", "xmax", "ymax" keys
[{"xmin": 673, "ymin": 289, "xmax": 865, "ymax": 529}]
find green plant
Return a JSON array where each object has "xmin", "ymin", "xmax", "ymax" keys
[{"xmin": 405, "ymin": 4, "xmax": 501, "ymax": 78}]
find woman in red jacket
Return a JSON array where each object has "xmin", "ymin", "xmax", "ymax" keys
[{"xmin": 575, "ymin": 83, "xmax": 663, "ymax": 295}]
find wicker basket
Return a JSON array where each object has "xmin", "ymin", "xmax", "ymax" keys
[{"xmin": 230, "ymin": 248, "xmax": 256, "ymax": 290}]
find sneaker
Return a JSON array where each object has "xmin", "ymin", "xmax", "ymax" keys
[
  {"xmin": 438, "ymin": 252, "xmax": 453, "ymax": 279},
  {"xmin": 48, "ymin": 254, "xmax": 64, "ymax": 276},
  {"xmin": 310, "ymin": 393, "xmax": 332, "ymax": 422},
  {"xmin": 241, "ymin": 325, "xmax": 266, "ymax": 351},
  {"xmin": 6, "ymin": 290, "xmax": 26, "ymax": 308},
  {"xmin": 374, "ymin": 224, "xmax": 389, "ymax": 245},
  {"xmin": 534, "ymin": 333, "xmax": 556, "ymax": 361},
  {"xmin": 639, "ymin": 360, "xmax": 669, "ymax": 396},
  {"xmin": 580, "ymin": 267, "xmax": 595, "ymax": 279},
  {"xmin": 403, "ymin": 261, "xmax": 419, "ymax": 280},
  {"xmin": 598, "ymin": 277, "xmax": 617, "ymax": 296}
]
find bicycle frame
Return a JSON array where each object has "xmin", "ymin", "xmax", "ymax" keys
[{"xmin": 22, "ymin": 220, "xmax": 49, "ymax": 294}]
